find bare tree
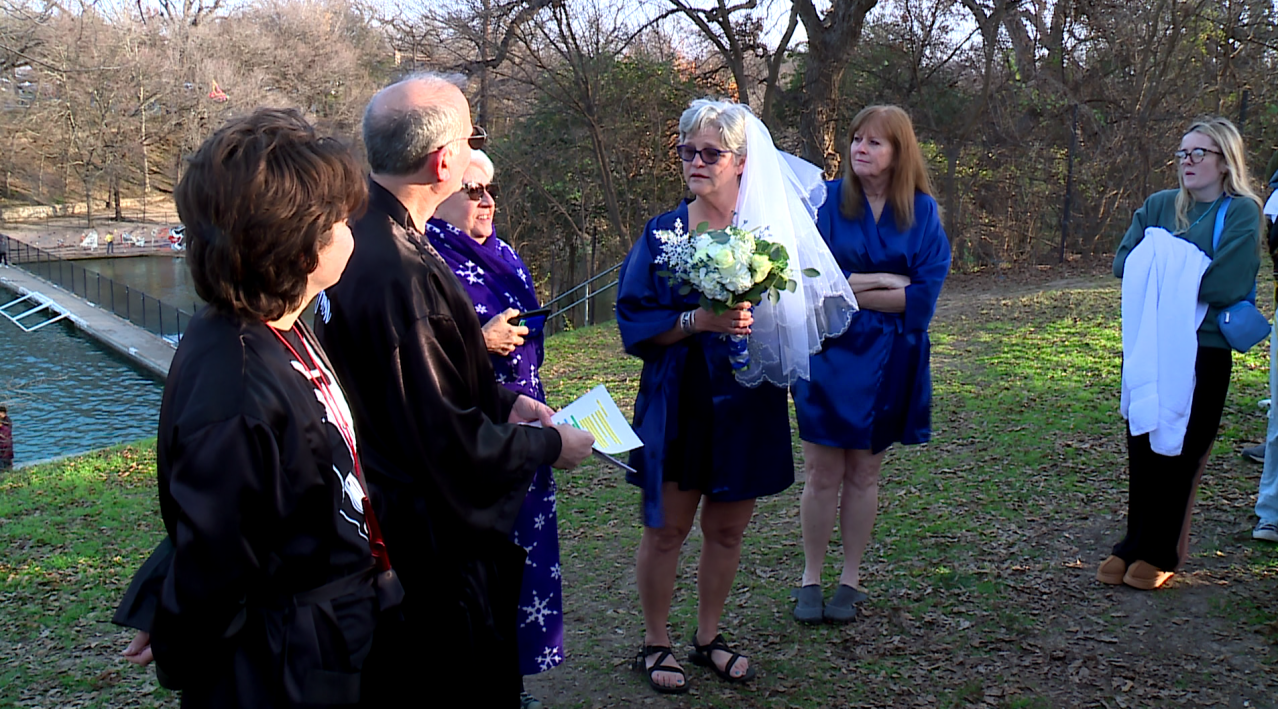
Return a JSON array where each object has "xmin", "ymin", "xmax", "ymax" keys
[{"xmin": 793, "ymin": 0, "xmax": 880, "ymax": 172}]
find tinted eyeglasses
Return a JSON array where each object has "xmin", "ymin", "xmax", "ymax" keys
[
  {"xmin": 675, "ymin": 144, "xmax": 732, "ymax": 165},
  {"xmin": 1175, "ymin": 147, "xmax": 1222, "ymax": 164},
  {"xmin": 438, "ymin": 125, "xmax": 488, "ymax": 152},
  {"xmin": 459, "ymin": 181, "xmax": 499, "ymax": 201}
]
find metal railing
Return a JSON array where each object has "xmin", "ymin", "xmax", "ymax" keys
[
  {"xmin": 1, "ymin": 234, "xmax": 193, "ymax": 342},
  {"xmin": 543, "ymin": 261, "xmax": 622, "ymax": 333}
]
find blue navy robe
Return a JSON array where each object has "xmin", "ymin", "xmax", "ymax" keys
[
  {"xmin": 424, "ymin": 218, "xmax": 563, "ymax": 677},
  {"xmin": 617, "ymin": 202, "xmax": 794, "ymax": 527},
  {"xmin": 793, "ymin": 181, "xmax": 951, "ymax": 452}
]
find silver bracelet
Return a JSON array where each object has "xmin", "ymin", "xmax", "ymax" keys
[{"xmin": 680, "ymin": 310, "xmax": 696, "ymax": 335}]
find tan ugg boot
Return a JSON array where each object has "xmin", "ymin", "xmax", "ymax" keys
[
  {"xmin": 1122, "ymin": 560, "xmax": 1174, "ymax": 590},
  {"xmin": 1096, "ymin": 555, "xmax": 1127, "ymax": 585}
]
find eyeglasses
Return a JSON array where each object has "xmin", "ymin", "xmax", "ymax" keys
[
  {"xmin": 675, "ymin": 144, "xmax": 732, "ymax": 165},
  {"xmin": 1175, "ymin": 147, "xmax": 1223, "ymax": 164},
  {"xmin": 459, "ymin": 181, "xmax": 499, "ymax": 201},
  {"xmin": 436, "ymin": 125, "xmax": 488, "ymax": 153}
]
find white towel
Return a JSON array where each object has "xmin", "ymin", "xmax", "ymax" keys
[{"xmin": 1120, "ymin": 227, "xmax": 1211, "ymax": 456}]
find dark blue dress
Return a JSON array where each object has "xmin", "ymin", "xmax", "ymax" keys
[
  {"xmin": 617, "ymin": 203, "xmax": 795, "ymax": 527},
  {"xmin": 793, "ymin": 182, "xmax": 951, "ymax": 453}
]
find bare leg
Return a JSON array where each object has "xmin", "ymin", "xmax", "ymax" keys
[
  {"xmin": 838, "ymin": 449, "xmax": 886, "ymax": 589},
  {"xmin": 694, "ymin": 497, "xmax": 756, "ymax": 678},
  {"xmin": 800, "ymin": 441, "xmax": 848, "ymax": 587},
  {"xmin": 636, "ymin": 483, "xmax": 701, "ymax": 689}
]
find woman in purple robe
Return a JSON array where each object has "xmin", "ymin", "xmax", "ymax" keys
[{"xmin": 429, "ymin": 150, "xmax": 560, "ymax": 709}]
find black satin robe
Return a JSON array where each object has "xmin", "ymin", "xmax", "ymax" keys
[
  {"xmin": 314, "ymin": 180, "xmax": 562, "ymax": 707},
  {"xmin": 115, "ymin": 310, "xmax": 387, "ymax": 708}
]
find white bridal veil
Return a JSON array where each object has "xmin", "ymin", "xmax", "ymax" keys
[{"xmin": 733, "ymin": 112, "xmax": 859, "ymax": 387}]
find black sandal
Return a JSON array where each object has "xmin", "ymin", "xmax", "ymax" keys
[
  {"xmin": 634, "ymin": 644, "xmax": 689, "ymax": 694},
  {"xmin": 689, "ymin": 632, "xmax": 757, "ymax": 683}
]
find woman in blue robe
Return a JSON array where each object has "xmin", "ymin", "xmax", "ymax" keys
[
  {"xmin": 791, "ymin": 106, "xmax": 951, "ymax": 624},
  {"xmin": 616, "ymin": 99, "xmax": 797, "ymax": 694},
  {"xmin": 429, "ymin": 151, "xmax": 561, "ymax": 709}
]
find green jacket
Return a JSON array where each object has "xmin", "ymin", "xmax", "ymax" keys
[{"xmin": 1114, "ymin": 189, "xmax": 1262, "ymax": 349}]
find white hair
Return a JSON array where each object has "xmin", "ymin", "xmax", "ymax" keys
[
  {"xmin": 678, "ymin": 98, "xmax": 752, "ymax": 155},
  {"xmin": 469, "ymin": 149, "xmax": 495, "ymax": 182}
]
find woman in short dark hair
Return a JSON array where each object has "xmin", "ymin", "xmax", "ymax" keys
[{"xmin": 115, "ymin": 107, "xmax": 400, "ymax": 707}]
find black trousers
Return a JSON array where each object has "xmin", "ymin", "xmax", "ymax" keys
[{"xmin": 1113, "ymin": 346, "xmax": 1232, "ymax": 571}]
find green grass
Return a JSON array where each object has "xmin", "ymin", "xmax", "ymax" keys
[{"xmin": 3, "ymin": 278, "xmax": 1278, "ymax": 707}]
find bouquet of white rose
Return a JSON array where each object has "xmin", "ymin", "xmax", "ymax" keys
[{"xmin": 654, "ymin": 218, "xmax": 818, "ymax": 371}]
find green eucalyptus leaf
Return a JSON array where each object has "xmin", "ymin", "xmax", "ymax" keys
[
  {"xmin": 786, "ymin": 279, "xmax": 797, "ymax": 293},
  {"xmin": 802, "ymin": 268, "xmax": 821, "ymax": 277},
  {"xmin": 678, "ymin": 285, "xmax": 692, "ymax": 296},
  {"xmin": 694, "ymin": 221, "xmax": 711, "ymax": 234}
]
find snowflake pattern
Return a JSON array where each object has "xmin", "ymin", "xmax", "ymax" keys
[
  {"xmin": 536, "ymin": 645, "xmax": 562, "ymax": 672},
  {"xmin": 455, "ymin": 260, "xmax": 485, "ymax": 285},
  {"xmin": 424, "ymin": 219, "xmax": 561, "ymax": 676},
  {"xmin": 521, "ymin": 591, "xmax": 558, "ymax": 630}
]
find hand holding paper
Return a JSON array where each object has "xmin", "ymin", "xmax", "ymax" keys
[{"xmin": 551, "ymin": 385, "xmax": 644, "ymax": 456}]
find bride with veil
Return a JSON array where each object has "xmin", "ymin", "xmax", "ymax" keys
[{"xmin": 614, "ymin": 97, "xmax": 856, "ymax": 695}]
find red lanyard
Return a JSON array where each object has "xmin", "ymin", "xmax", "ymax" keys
[{"xmin": 269, "ymin": 324, "xmax": 391, "ymax": 572}]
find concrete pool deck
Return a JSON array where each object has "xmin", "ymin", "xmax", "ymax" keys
[{"xmin": 1, "ymin": 264, "xmax": 174, "ymax": 379}]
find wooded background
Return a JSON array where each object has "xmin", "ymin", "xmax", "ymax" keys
[{"xmin": 2, "ymin": 0, "xmax": 1276, "ymax": 308}]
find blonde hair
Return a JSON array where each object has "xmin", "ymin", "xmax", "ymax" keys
[
  {"xmin": 1175, "ymin": 116, "xmax": 1264, "ymax": 238},
  {"xmin": 678, "ymin": 98, "xmax": 751, "ymax": 156},
  {"xmin": 839, "ymin": 105, "xmax": 933, "ymax": 231}
]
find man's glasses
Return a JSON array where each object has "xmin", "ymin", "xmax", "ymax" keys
[
  {"xmin": 437, "ymin": 125, "xmax": 488, "ymax": 152},
  {"xmin": 1175, "ymin": 147, "xmax": 1222, "ymax": 164},
  {"xmin": 675, "ymin": 144, "xmax": 732, "ymax": 165},
  {"xmin": 460, "ymin": 181, "xmax": 499, "ymax": 201}
]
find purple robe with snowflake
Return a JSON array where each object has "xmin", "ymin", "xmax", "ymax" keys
[{"xmin": 425, "ymin": 217, "xmax": 564, "ymax": 676}]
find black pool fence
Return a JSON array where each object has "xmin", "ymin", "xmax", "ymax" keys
[{"xmin": 1, "ymin": 234, "xmax": 194, "ymax": 341}]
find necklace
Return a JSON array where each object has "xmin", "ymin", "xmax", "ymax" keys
[
  {"xmin": 268, "ymin": 323, "xmax": 392, "ymax": 572},
  {"xmin": 1173, "ymin": 194, "xmax": 1222, "ymax": 236}
]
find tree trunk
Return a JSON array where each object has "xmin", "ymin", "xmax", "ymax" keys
[
  {"xmin": 585, "ymin": 117, "xmax": 627, "ymax": 247},
  {"xmin": 945, "ymin": 143, "xmax": 962, "ymax": 261},
  {"xmin": 797, "ymin": 58, "xmax": 844, "ymax": 175},
  {"xmin": 793, "ymin": 0, "xmax": 880, "ymax": 176},
  {"xmin": 477, "ymin": 0, "xmax": 493, "ymax": 128},
  {"xmin": 84, "ymin": 178, "xmax": 94, "ymax": 227},
  {"xmin": 113, "ymin": 178, "xmax": 123, "ymax": 221},
  {"xmin": 761, "ymin": 7, "xmax": 799, "ymax": 129},
  {"xmin": 588, "ymin": 225, "xmax": 597, "ymax": 326}
]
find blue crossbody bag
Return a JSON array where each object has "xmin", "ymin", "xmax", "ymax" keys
[{"xmin": 1210, "ymin": 195, "xmax": 1270, "ymax": 352}]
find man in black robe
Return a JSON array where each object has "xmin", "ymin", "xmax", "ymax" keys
[{"xmin": 314, "ymin": 73, "xmax": 595, "ymax": 706}]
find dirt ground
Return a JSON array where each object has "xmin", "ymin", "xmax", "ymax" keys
[{"xmin": 0, "ymin": 203, "xmax": 182, "ymax": 259}]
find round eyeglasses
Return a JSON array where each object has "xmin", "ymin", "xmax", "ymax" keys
[{"xmin": 1175, "ymin": 147, "xmax": 1222, "ymax": 165}]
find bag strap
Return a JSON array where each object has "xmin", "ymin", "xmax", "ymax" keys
[
  {"xmin": 1207, "ymin": 194, "xmax": 1257, "ymax": 303},
  {"xmin": 1211, "ymin": 194, "xmax": 1234, "ymax": 253}
]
